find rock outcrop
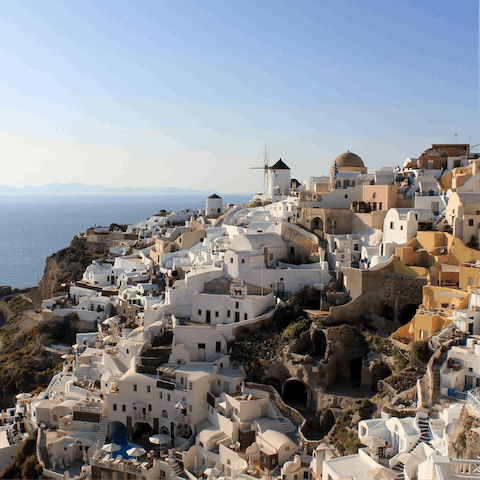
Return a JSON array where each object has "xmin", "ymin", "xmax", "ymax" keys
[{"xmin": 30, "ymin": 236, "xmax": 106, "ymax": 307}]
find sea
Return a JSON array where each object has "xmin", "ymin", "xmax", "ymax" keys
[{"xmin": 0, "ymin": 194, "xmax": 251, "ymax": 289}]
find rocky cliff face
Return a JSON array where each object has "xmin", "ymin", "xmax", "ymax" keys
[{"xmin": 30, "ymin": 236, "xmax": 106, "ymax": 306}]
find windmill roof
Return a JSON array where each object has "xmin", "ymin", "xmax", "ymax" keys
[
  {"xmin": 270, "ymin": 159, "xmax": 290, "ymax": 170},
  {"xmin": 208, "ymin": 194, "xmax": 222, "ymax": 199}
]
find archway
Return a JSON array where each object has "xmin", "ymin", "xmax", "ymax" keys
[
  {"xmin": 350, "ymin": 357, "xmax": 363, "ymax": 383},
  {"xmin": 132, "ymin": 422, "xmax": 153, "ymax": 446},
  {"xmin": 380, "ymin": 304, "xmax": 395, "ymax": 321},
  {"xmin": 399, "ymin": 303, "xmax": 418, "ymax": 325},
  {"xmin": 109, "ymin": 421, "xmax": 127, "ymax": 442},
  {"xmin": 370, "ymin": 363, "xmax": 392, "ymax": 391},
  {"xmin": 322, "ymin": 409, "xmax": 335, "ymax": 434},
  {"xmin": 312, "ymin": 217, "xmax": 323, "ymax": 232},
  {"xmin": 282, "ymin": 378, "xmax": 309, "ymax": 407}
]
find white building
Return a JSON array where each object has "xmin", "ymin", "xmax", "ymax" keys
[
  {"xmin": 269, "ymin": 159, "xmax": 291, "ymax": 202},
  {"xmin": 382, "ymin": 208, "xmax": 435, "ymax": 257},
  {"xmin": 205, "ymin": 194, "xmax": 223, "ymax": 215}
]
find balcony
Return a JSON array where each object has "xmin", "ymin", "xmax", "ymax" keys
[{"xmin": 133, "ymin": 412, "xmax": 151, "ymax": 422}]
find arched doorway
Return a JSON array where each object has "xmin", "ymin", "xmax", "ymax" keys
[
  {"xmin": 322, "ymin": 409, "xmax": 335, "ymax": 434},
  {"xmin": 312, "ymin": 217, "xmax": 323, "ymax": 232},
  {"xmin": 282, "ymin": 378, "xmax": 309, "ymax": 407},
  {"xmin": 400, "ymin": 303, "xmax": 418, "ymax": 325},
  {"xmin": 350, "ymin": 357, "xmax": 363, "ymax": 383},
  {"xmin": 370, "ymin": 363, "xmax": 392, "ymax": 391},
  {"xmin": 314, "ymin": 331, "xmax": 327, "ymax": 357},
  {"xmin": 132, "ymin": 422, "xmax": 153, "ymax": 446},
  {"xmin": 109, "ymin": 421, "xmax": 127, "ymax": 441}
]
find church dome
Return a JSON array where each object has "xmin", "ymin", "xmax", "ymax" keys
[{"xmin": 334, "ymin": 151, "xmax": 364, "ymax": 168}]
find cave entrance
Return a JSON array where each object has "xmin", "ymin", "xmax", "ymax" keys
[
  {"xmin": 314, "ymin": 331, "xmax": 327, "ymax": 357},
  {"xmin": 350, "ymin": 357, "xmax": 363, "ymax": 383},
  {"xmin": 322, "ymin": 409, "xmax": 335, "ymax": 434},
  {"xmin": 400, "ymin": 303, "xmax": 418, "ymax": 325},
  {"xmin": 370, "ymin": 364, "xmax": 392, "ymax": 391},
  {"xmin": 381, "ymin": 304, "xmax": 395, "ymax": 321},
  {"xmin": 282, "ymin": 378, "xmax": 308, "ymax": 408}
]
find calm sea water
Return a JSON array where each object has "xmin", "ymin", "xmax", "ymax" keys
[{"xmin": 0, "ymin": 194, "xmax": 251, "ymax": 289}]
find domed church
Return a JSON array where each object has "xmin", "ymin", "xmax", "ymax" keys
[{"xmin": 329, "ymin": 151, "xmax": 367, "ymax": 183}]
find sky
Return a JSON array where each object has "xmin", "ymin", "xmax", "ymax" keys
[{"xmin": 0, "ymin": 0, "xmax": 478, "ymax": 194}]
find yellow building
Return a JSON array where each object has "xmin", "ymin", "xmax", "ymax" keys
[{"xmin": 391, "ymin": 232, "xmax": 480, "ymax": 346}]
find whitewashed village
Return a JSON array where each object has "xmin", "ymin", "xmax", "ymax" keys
[{"xmin": 5, "ymin": 144, "xmax": 480, "ymax": 480}]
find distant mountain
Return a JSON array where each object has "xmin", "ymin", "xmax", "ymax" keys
[{"xmin": 0, "ymin": 183, "xmax": 241, "ymax": 196}]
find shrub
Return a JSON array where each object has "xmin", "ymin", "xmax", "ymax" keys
[
  {"xmin": 411, "ymin": 340, "xmax": 431, "ymax": 365},
  {"xmin": 458, "ymin": 431, "xmax": 467, "ymax": 449}
]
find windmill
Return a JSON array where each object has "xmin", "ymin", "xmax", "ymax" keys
[{"xmin": 250, "ymin": 144, "xmax": 270, "ymax": 194}]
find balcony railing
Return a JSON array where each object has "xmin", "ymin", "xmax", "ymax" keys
[{"xmin": 133, "ymin": 412, "xmax": 151, "ymax": 422}]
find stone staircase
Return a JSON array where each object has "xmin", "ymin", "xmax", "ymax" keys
[
  {"xmin": 94, "ymin": 399, "xmax": 110, "ymax": 452},
  {"xmin": 112, "ymin": 355, "xmax": 128, "ymax": 374},
  {"xmin": 167, "ymin": 453, "xmax": 187, "ymax": 478},
  {"xmin": 432, "ymin": 350, "xmax": 448, "ymax": 401},
  {"xmin": 270, "ymin": 401, "xmax": 291, "ymax": 434},
  {"xmin": 391, "ymin": 460, "xmax": 405, "ymax": 480},
  {"xmin": 37, "ymin": 429, "xmax": 50, "ymax": 468}
]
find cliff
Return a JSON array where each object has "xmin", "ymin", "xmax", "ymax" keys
[{"xmin": 29, "ymin": 236, "xmax": 106, "ymax": 307}]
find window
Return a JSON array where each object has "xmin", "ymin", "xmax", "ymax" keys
[
  {"xmin": 216, "ymin": 341, "xmax": 221, "ymax": 353},
  {"xmin": 198, "ymin": 309, "xmax": 202, "ymax": 316},
  {"xmin": 469, "ymin": 367, "xmax": 473, "ymax": 372},
  {"xmin": 420, "ymin": 330, "xmax": 428, "ymax": 339},
  {"xmin": 227, "ymin": 459, "xmax": 231, "ymax": 465},
  {"xmin": 235, "ymin": 302, "xmax": 239, "ymax": 309},
  {"xmin": 269, "ymin": 253, "xmax": 273, "ymax": 261},
  {"xmin": 134, "ymin": 384, "xmax": 137, "ymax": 392},
  {"xmin": 148, "ymin": 404, "xmax": 152, "ymax": 411},
  {"xmin": 147, "ymin": 385, "xmax": 151, "ymax": 393},
  {"xmin": 379, "ymin": 202, "xmax": 382, "ymax": 210},
  {"xmin": 244, "ymin": 313, "xmax": 248, "ymax": 320},
  {"xmin": 53, "ymin": 414, "xmax": 58, "ymax": 421},
  {"xmin": 344, "ymin": 194, "xmax": 348, "ymax": 199},
  {"xmin": 180, "ymin": 377, "xmax": 184, "ymax": 385},
  {"xmin": 390, "ymin": 222, "xmax": 394, "ymax": 229},
  {"xmin": 189, "ymin": 382, "xmax": 193, "ymax": 390},
  {"xmin": 469, "ymin": 277, "xmax": 475, "ymax": 286},
  {"xmin": 122, "ymin": 405, "xmax": 126, "ymax": 412},
  {"xmin": 400, "ymin": 226, "xmax": 403, "ymax": 230},
  {"xmin": 285, "ymin": 446, "xmax": 290, "ymax": 452},
  {"xmin": 304, "ymin": 472, "xmax": 309, "ymax": 479},
  {"xmin": 159, "ymin": 392, "xmax": 163, "ymax": 399},
  {"xmin": 113, "ymin": 404, "xmax": 117, "ymax": 411},
  {"xmin": 162, "ymin": 410, "xmax": 168, "ymax": 418},
  {"xmin": 126, "ymin": 348, "xmax": 129, "ymax": 354},
  {"xmin": 469, "ymin": 219, "xmax": 474, "ymax": 227},
  {"xmin": 160, "ymin": 470, "xmax": 166, "ymax": 478},
  {"xmin": 218, "ymin": 380, "xmax": 221, "ymax": 386},
  {"xmin": 230, "ymin": 258, "xmax": 233, "ymax": 263},
  {"xmin": 241, "ymin": 259, "xmax": 245, "ymax": 264},
  {"xmin": 215, "ymin": 311, "xmax": 219, "ymax": 317},
  {"xmin": 227, "ymin": 310, "xmax": 231, "ymax": 317},
  {"xmin": 167, "ymin": 394, "xmax": 171, "ymax": 401},
  {"xmin": 373, "ymin": 192, "xmax": 377, "ymax": 199},
  {"xmin": 189, "ymin": 405, "xmax": 193, "ymax": 413}
]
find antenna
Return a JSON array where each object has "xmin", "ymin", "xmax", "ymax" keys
[{"xmin": 250, "ymin": 144, "xmax": 270, "ymax": 193}]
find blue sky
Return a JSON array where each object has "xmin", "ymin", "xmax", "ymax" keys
[{"xmin": 0, "ymin": 0, "xmax": 478, "ymax": 193}]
